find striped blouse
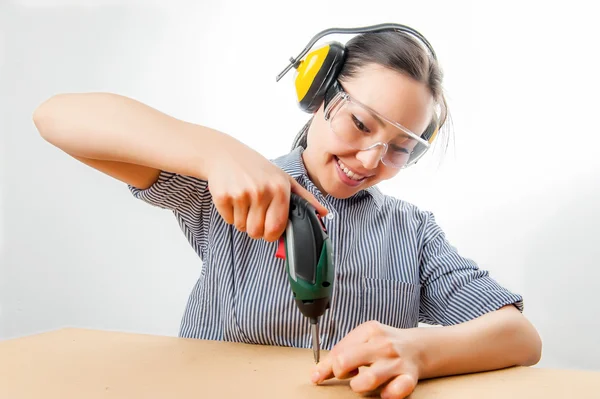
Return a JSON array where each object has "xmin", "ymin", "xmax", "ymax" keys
[{"xmin": 128, "ymin": 146, "xmax": 523, "ymax": 350}]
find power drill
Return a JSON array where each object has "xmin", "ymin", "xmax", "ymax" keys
[{"xmin": 275, "ymin": 193, "xmax": 334, "ymax": 363}]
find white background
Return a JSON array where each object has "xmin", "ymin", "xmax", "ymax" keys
[{"xmin": 1, "ymin": 0, "xmax": 599, "ymax": 371}]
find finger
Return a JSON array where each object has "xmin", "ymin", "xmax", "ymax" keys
[
  {"xmin": 311, "ymin": 365, "xmax": 358, "ymax": 384},
  {"xmin": 245, "ymin": 193, "xmax": 269, "ymax": 239},
  {"xmin": 313, "ymin": 322, "xmax": 384, "ymax": 383},
  {"xmin": 379, "ymin": 373, "xmax": 417, "ymax": 399},
  {"xmin": 232, "ymin": 193, "xmax": 250, "ymax": 232},
  {"xmin": 263, "ymin": 186, "xmax": 290, "ymax": 242},
  {"xmin": 331, "ymin": 341, "xmax": 380, "ymax": 380},
  {"xmin": 212, "ymin": 192, "xmax": 234, "ymax": 225},
  {"xmin": 349, "ymin": 358, "xmax": 403, "ymax": 395},
  {"xmin": 289, "ymin": 178, "xmax": 328, "ymax": 217}
]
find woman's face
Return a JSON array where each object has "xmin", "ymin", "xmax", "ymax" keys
[{"xmin": 302, "ymin": 63, "xmax": 435, "ymax": 199}]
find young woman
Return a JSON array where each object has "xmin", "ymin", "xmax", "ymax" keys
[{"xmin": 33, "ymin": 24, "xmax": 541, "ymax": 399}]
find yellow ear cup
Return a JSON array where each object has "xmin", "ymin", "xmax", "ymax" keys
[
  {"xmin": 295, "ymin": 45, "xmax": 331, "ymax": 104},
  {"xmin": 294, "ymin": 42, "xmax": 346, "ymax": 113},
  {"xmin": 422, "ymin": 118, "xmax": 439, "ymax": 144}
]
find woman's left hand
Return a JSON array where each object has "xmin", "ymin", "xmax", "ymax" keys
[{"xmin": 310, "ymin": 320, "xmax": 424, "ymax": 399}]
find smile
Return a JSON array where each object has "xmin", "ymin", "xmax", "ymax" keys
[{"xmin": 335, "ymin": 156, "xmax": 367, "ymax": 181}]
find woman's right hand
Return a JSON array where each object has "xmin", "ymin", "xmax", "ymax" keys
[
  {"xmin": 206, "ymin": 141, "xmax": 328, "ymax": 242},
  {"xmin": 32, "ymin": 91, "xmax": 325, "ymax": 242}
]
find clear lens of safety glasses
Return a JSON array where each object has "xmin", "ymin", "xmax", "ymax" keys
[{"xmin": 325, "ymin": 92, "xmax": 432, "ymax": 169}]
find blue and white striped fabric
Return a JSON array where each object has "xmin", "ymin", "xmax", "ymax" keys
[{"xmin": 128, "ymin": 146, "xmax": 523, "ymax": 349}]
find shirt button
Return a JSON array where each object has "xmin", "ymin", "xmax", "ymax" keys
[{"xmin": 326, "ymin": 213, "xmax": 335, "ymax": 220}]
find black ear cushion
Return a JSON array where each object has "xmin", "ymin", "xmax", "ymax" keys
[{"xmin": 300, "ymin": 42, "xmax": 346, "ymax": 113}]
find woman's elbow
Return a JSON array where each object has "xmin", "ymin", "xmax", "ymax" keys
[
  {"xmin": 518, "ymin": 319, "xmax": 543, "ymax": 367},
  {"xmin": 525, "ymin": 334, "xmax": 542, "ymax": 366},
  {"xmin": 33, "ymin": 94, "xmax": 63, "ymax": 143}
]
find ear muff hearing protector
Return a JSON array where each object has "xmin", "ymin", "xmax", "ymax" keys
[{"xmin": 276, "ymin": 23, "xmax": 440, "ymax": 144}]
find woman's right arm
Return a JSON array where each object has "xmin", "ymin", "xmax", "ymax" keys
[
  {"xmin": 33, "ymin": 92, "xmax": 229, "ymax": 189},
  {"xmin": 32, "ymin": 92, "xmax": 327, "ymax": 242}
]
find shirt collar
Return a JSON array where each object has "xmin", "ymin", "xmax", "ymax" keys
[{"xmin": 272, "ymin": 147, "xmax": 385, "ymax": 211}]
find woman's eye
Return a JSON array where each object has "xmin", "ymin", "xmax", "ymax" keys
[
  {"xmin": 351, "ymin": 115, "xmax": 370, "ymax": 133},
  {"xmin": 391, "ymin": 145, "xmax": 410, "ymax": 154}
]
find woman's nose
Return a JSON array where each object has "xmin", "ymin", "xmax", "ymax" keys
[{"xmin": 355, "ymin": 144, "xmax": 385, "ymax": 170}]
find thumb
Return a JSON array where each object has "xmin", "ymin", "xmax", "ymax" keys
[{"xmin": 289, "ymin": 178, "xmax": 329, "ymax": 217}]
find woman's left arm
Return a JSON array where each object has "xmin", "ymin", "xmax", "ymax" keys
[
  {"xmin": 415, "ymin": 304, "xmax": 541, "ymax": 379},
  {"xmin": 311, "ymin": 305, "xmax": 541, "ymax": 399}
]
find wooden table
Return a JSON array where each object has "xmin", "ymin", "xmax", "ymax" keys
[{"xmin": 0, "ymin": 328, "xmax": 598, "ymax": 398}]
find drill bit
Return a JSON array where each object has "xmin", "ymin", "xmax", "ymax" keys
[{"xmin": 311, "ymin": 317, "xmax": 320, "ymax": 363}]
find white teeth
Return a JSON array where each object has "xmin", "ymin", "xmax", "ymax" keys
[{"xmin": 337, "ymin": 158, "xmax": 364, "ymax": 181}]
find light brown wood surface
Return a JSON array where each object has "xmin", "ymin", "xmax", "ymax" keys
[{"xmin": 0, "ymin": 328, "xmax": 598, "ymax": 398}]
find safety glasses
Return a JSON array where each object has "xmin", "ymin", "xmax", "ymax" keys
[{"xmin": 323, "ymin": 82, "xmax": 435, "ymax": 168}]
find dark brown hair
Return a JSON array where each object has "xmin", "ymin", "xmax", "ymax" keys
[{"xmin": 291, "ymin": 30, "xmax": 450, "ymax": 155}]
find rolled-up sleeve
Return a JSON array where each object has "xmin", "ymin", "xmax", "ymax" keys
[
  {"xmin": 418, "ymin": 212, "xmax": 523, "ymax": 326},
  {"xmin": 128, "ymin": 171, "xmax": 212, "ymax": 259}
]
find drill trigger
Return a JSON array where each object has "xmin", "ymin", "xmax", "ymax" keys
[{"xmin": 276, "ymin": 237, "xmax": 286, "ymax": 259}]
